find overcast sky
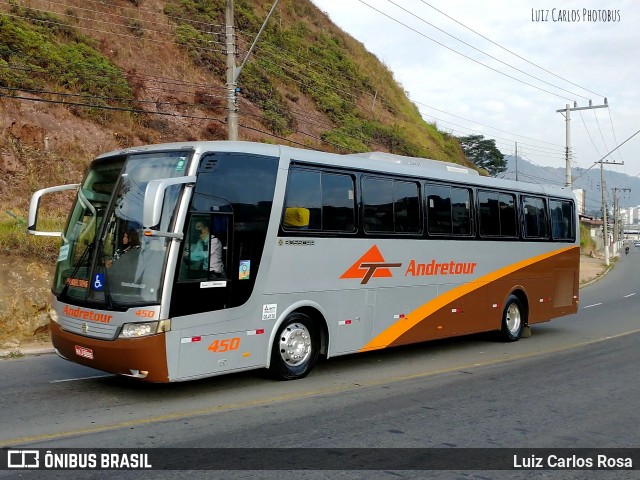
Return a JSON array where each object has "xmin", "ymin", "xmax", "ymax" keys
[{"xmin": 310, "ymin": 0, "xmax": 640, "ymax": 181}]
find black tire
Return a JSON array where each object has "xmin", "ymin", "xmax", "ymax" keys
[
  {"xmin": 499, "ymin": 294, "xmax": 525, "ymax": 342},
  {"xmin": 269, "ymin": 313, "xmax": 320, "ymax": 380}
]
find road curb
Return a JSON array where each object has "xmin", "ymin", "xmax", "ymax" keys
[{"xmin": 579, "ymin": 262, "xmax": 614, "ymax": 288}]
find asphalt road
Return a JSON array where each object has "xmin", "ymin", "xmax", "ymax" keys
[{"xmin": 0, "ymin": 249, "xmax": 638, "ymax": 479}]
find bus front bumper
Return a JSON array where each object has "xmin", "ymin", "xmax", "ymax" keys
[{"xmin": 50, "ymin": 321, "xmax": 169, "ymax": 383}]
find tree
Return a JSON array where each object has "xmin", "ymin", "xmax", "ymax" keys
[{"xmin": 457, "ymin": 134, "xmax": 506, "ymax": 176}]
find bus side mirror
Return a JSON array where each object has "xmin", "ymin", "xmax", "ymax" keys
[
  {"xmin": 27, "ymin": 184, "xmax": 80, "ymax": 236},
  {"xmin": 143, "ymin": 176, "xmax": 196, "ymax": 236}
]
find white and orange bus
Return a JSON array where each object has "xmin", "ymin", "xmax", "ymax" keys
[{"xmin": 28, "ymin": 141, "xmax": 579, "ymax": 382}]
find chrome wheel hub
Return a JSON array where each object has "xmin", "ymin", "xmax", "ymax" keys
[
  {"xmin": 278, "ymin": 323, "xmax": 312, "ymax": 367},
  {"xmin": 506, "ymin": 303, "xmax": 521, "ymax": 335}
]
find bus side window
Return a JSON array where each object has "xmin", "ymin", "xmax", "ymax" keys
[
  {"xmin": 179, "ymin": 214, "xmax": 211, "ymax": 280},
  {"xmin": 479, "ymin": 191, "xmax": 517, "ymax": 237},
  {"xmin": 283, "ymin": 169, "xmax": 321, "ymax": 230},
  {"xmin": 523, "ymin": 196, "xmax": 548, "ymax": 239},
  {"xmin": 283, "ymin": 168, "xmax": 355, "ymax": 232}
]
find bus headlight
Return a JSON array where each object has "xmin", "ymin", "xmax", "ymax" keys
[{"xmin": 119, "ymin": 320, "xmax": 171, "ymax": 338}]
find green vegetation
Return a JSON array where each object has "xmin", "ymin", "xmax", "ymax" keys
[
  {"xmin": 580, "ymin": 222, "xmax": 596, "ymax": 252},
  {"xmin": 457, "ymin": 134, "xmax": 507, "ymax": 176},
  {"xmin": 162, "ymin": 0, "xmax": 467, "ymax": 161},
  {"xmin": 0, "ymin": 212, "xmax": 64, "ymax": 262},
  {"xmin": 0, "ymin": 6, "xmax": 133, "ymax": 122}
]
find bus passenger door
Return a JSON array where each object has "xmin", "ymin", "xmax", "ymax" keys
[{"xmin": 170, "ymin": 213, "xmax": 232, "ymax": 317}]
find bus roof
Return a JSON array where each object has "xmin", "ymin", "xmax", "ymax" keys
[
  {"xmin": 350, "ymin": 152, "xmax": 479, "ymax": 176},
  {"xmin": 97, "ymin": 140, "xmax": 574, "ymax": 199}
]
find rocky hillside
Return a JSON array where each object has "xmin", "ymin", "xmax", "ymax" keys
[
  {"xmin": 1, "ymin": 0, "xmax": 472, "ymax": 216},
  {"xmin": 0, "ymin": 0, "xmax": 475, "ymax": 346}
]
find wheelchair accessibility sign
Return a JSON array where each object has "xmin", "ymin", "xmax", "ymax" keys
[{"xmin": 93, "ymin": 273, "xmax": 105, "ymax": 291}]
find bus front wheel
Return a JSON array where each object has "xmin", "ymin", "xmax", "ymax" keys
[
  {"xmin": 269, "ymin": 313, "xmax": 320, "ymax": 380},
  {"xmin": 499, "ymin": 295, "xmax": 525, "ymax": 342}
]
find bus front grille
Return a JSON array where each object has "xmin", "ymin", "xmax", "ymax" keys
[{"xmin": 60, "ymin": 317, "xmax": 119, "ymax": 340}]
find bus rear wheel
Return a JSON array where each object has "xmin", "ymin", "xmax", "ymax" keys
[
  {"xmin": 499, "ymin": 295, "xmax": 525, "ymax": 342},
  {"xmin": 269, "ymin": 313, "xmax": 319, "ymax": 380}
]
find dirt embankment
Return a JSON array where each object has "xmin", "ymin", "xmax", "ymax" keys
[{"xmin": 0, "ymin": 256, "xmax": 53, "ymax": 349}]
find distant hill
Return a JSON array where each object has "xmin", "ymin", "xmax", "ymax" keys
[{"xmin": 501, "ymin": 155, "xmax": 640, "ymax": 216}]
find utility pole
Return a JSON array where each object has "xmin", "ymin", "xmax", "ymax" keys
[
  {"xmin": 612, "ymin": 187, "xmax": 631, "ymax": 253},
  {"xmin": 225, "ymin": 0, "xmax": 237, "ymax": 140},
  {"xmin": 599, "ymin": 159, "xmax": 624, "ymax": 265},
  {"xmin": 515, "ymin": 142, "xmax": 519, "ymax": 181},
  {"xmin": 225, "ymin": 0, "xmax": 280, "ymax": 140},
  {"xmin": 556, "ymin": 99, "xmax": 608, "ymax": 187}
]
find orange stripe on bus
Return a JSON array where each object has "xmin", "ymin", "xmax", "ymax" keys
[{"xmin": 359, "ymin": 246, "xmax": 578, "ymax": 352}]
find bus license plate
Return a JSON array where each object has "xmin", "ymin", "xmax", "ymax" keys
[{"xmin": 75, "ymin": 345, "xmax": 94, "ymax": 360}]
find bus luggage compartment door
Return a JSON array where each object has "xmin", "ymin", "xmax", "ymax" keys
[{"xmin": 334, "ymin": 289, "xmax": 375, "ymax": 354}]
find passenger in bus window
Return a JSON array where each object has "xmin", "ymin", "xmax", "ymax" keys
[{"xmin": 190, "ymin": 220, "xmax": 225, "ymax": 277}]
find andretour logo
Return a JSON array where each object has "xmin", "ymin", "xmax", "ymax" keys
[
  {"xmin": 340, "ymin": 245, "xmax": 478, "ymax": 285},
  {"xmin": 340, "ymin": 245, "xmax": 402, "ymax": 285}
]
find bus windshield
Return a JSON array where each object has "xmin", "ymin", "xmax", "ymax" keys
[{"xmin": 54, "ymin": 150, "xmax": 192, "ymax": 307}]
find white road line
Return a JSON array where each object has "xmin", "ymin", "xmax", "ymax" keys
[
  {"xmin": 623, "ymin": 293, "xmax": 636, "ymax": 298},
  {"xmin": 583, "ymin": 303, "xmax": 602, "ymax": 309},
  {"xmin": 50, "ymin": 374, "xmax": 114, "ymax": 383}
]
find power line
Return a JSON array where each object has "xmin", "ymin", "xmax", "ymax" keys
[
  {"xmin": 1, "ymin": 63, "xmax": 229, "ymax": 103},
  {"xmin": 0, "ymin": 10, "xmax": 226, "ymax": 54},
  {"xmin": 416, "ymin": 0, "xmax": 606, "ymax": 99},
  {"xmin": 416, "ymin": 101, "xmax": 565, "ymax": 149},
  {"xmin": 22, "ymin": 0, "xmax": 226, "ymax": 31},
  {"xmin": 418, "ymin": 109, "xmax": 565, "ymax": 157},
  {"xmin": 384, "ymin": 0, "xmax": 590, "ymax": 101},
  {"xmin": 358, "ymin": 0, "xmax": 576, "ymax": 102},
  {"xmin": 0, "ymin": 89, "xmax": 348, "ymax": 151},
  {"xmin": 27, "ymin": 0, "xmax": 226, "ymax": 42},
  {"xmin": 592, "ymin": 109, "xmax": 611, "ymax": 160}
]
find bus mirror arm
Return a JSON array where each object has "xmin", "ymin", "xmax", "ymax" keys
[
  {"xmin": 143, "ymin": 175, "xmax": 196, "ymax": 231},
  {"xmin": 27, "ymin": 183, "xmax": 80, "ymax": 236},
  {"xmin": 143, "ymin": 230, "xmax": 184, "ymax": 241}
]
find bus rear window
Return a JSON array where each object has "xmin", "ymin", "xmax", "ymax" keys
[{"xmin": 550, "ymin": 199, "xmax": 575, "ymax": 240}]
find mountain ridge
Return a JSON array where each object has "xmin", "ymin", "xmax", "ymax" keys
[{"xmin": 502, "ymin": 155, "xmax": 640, "ymax": 216}]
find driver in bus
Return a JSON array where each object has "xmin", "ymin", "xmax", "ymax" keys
[
  {"xmin": 105, "ymin": 229, "xmax": 141, "ymax": 268},
  {"xmin": 188, "ymin": 220, "xmax": 225, "ymax": 277}
]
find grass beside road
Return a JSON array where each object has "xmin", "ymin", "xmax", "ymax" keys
[{"xmin": 0, "ymin": 211, "xmax": 65, "ymax": 262}]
